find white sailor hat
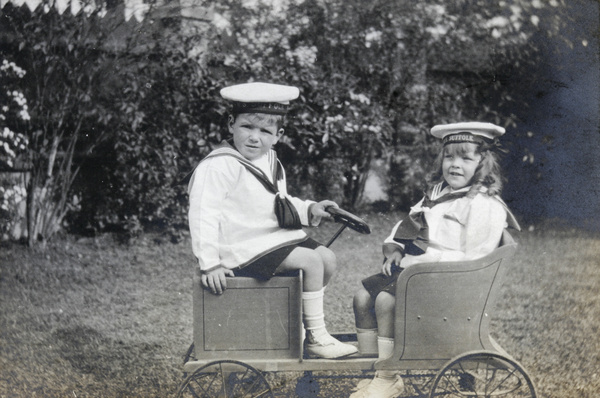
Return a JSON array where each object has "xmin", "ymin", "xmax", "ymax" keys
[
  {"xmin": 431, "ymin": 122, "xmax": 505, "ymax": 146},
  {"xmin": 220, "ymin": 82, "xmax": 300, "ymax": 115}
]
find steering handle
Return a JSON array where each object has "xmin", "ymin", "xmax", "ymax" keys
[{"xmin": 326, "ymin": 207, "xmax": 371, "ymax": 235}]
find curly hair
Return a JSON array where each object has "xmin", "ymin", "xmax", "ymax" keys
[{"xmin": 427, "ymin": 141, "xmax": 504, "ymax": 197}]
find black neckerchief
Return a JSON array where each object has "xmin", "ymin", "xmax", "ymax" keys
[{"xmin": 393, "ymin": 186, "xmax": 471, "ymax": 255}]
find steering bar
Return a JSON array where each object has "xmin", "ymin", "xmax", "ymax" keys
[{"xmin": 325, "ymin": 207, "xmax": 371, "ymax": 247}]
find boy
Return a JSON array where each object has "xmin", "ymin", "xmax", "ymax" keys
[{"xmin": 188, "ymin": 82, "xmax": 357, "ymax": 359}]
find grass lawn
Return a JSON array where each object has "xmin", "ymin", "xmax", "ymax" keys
[{"xmin": 1, "ymin": 212, "xmax": 599, "ymax": 397}]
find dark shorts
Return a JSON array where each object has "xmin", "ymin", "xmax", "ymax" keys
[
  {"xmin": 361, "ymin": 267, "xmax": 404, "ymax": 299},
  {"xmin": 234, "ymin": 237, "xmax": 321, "ymax": 281}
]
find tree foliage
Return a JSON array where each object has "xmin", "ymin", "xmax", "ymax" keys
[
  {"xmin": 202, "ymin": 0, "xmax": 572, "ymax": 208},
  {"xmin": 75, "ymin": 27, "xmax": 227, "ymax": 239},
  {"xmin": 2, "ymin": 3, "xmax": 126, "ymax": 245},
  {"xmin": 0, "ymin": 59, "xmax": 30, "ymax": 239},
  {"xmin": 0, "ymin": 0, "xmax": 578, "ymax": 244}
]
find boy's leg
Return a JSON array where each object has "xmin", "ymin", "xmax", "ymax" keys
[
  {"xmin": 276, "ymin": 247, "xmax": 358, "ymax": 358},
  {"xmin": 276, "ymin": 246, "xmax": 323, "ymax": 291},
  {"xmin": 276, "ymin": 248, "xmax": 326, "ymax": 331},
  {"xmin": 314, "ymin": 246, "xmax": 336, "ymax": 286}
]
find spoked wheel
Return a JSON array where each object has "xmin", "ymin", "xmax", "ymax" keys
[
  {"xmin": 177, "ymin": 359, "xmax": 274, "ymax": 398},
  {"xmin": 429, "ymin": 351, "xmax": 537, "ymax": 398},
  {"xmin": 403, "ymin": 370, "xmax": 436, "ymax": 397},
  {"xmin": 182, "ymin": 343, "xmax": 196, "ymax": 379}
]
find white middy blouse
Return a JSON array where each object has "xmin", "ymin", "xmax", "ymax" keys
[
  {"xmin": 188, "ymin": 149, "xmax": 316, "ymax": 272},
  {"xmin": 384, "ymin": 183, "xmax": 512, "ymax": 268}
]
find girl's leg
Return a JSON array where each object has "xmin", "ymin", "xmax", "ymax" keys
[
  {"xmin": 354, "ymin": 287, "xmax": 378, "ymax": 355},
  {"xmin": 275, "ymin": 247, "xmax": 357, "ymax": 359},
  {"xmin": 374, "ymin": 291, "xmax": 396, "ymax": 338},
  {"xmin": 354, "ymin": 287, "xmax": 377, "ymax": 329},
  {"xmin": 374, "ymin": 292, "xmax": 400, "ymax": 379},
  {"xmin": 350, "ymin": 291, "xmax": 404, "ymax": 398}
]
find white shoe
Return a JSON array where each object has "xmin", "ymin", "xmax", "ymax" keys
[
  {"xmin": 304, "ymin": 329, "xmax": 358, "ymax": 359},
  {"xmin": 351, "ymin": 378, "xmax": 372, "ymax": 393},
  {"xmin": 350, "ymin": 379, "xmax": 373, "ymax": 398},
  {"xmin": 349, "ymin": 372, "xmax": 404, "ymax": 398}
]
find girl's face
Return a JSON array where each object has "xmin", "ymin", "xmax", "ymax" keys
[
  {"xmin": 229, "ymin": 113, "xmax": 283, "ymax": 161},
  {"xmin": 442, "ymin": 143, "xmax": 482, "ymax": 190}
]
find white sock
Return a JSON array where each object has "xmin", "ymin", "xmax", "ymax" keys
[
  {"xmin": 302, "ymin": 288, "xmax": 326, "ymax": 333},
  {"xmin": 376, "ymin": 337, "xmax": 397, "ymax": 379},
  {"xmin": 356, "ymin": 328, "xmax": 378, "ymax": 355}
]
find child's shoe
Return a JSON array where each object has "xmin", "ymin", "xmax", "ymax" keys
[
  {"xmin": 304, "ymin": 329, "xmax": 358, "ymax": 359},
  {"xmin": 349, "ymin": 372, "xmax": 404, "ymax": 398},
  {"xmin": 351, "ymin": 378, "xmax": 372, "ymax": 392}
]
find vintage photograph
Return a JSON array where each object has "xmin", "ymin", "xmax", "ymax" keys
[{"xmin": 1, "ymin": 0, "xmax": 598, "ymax": 397}]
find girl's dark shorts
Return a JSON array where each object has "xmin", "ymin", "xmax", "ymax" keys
[
  {"xmin": 234, "ymin": 237, "xmax": 321, "ymax": 281},
  {"xmin": 361, "ymin": 267, "xmax": 404, "ymax": 299}
]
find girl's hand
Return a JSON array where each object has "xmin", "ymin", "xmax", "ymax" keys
[
  {"xmin": 311, "ymin": 200, "xmax": 338, "ymax": 219},
  {"xmin": 382, "ymin": 250, "xmax": 404, "ymax": 276}
]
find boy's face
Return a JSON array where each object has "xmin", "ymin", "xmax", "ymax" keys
[
  {"xmin": 229, "ymin": 113, "xmax": 283, "ymax": 161},
  {"xmin": 442, "ymin": 142, "xmax": 482, "ymax": 190}
]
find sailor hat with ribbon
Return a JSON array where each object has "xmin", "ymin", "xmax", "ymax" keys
[
  {"xmin": 431, "ymin": 122, "xmax": 505, "ymax": 146},
  {"xmin": 220, "ymin": 82, "xmax": 300, "ymax": 115}
]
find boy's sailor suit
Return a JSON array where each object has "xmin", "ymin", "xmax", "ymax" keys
[{"xmin": 188, "ymin": 144, "xmax": 318, "ymax": 273}]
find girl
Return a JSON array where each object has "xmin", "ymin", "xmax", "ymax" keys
[{"xmin": 350, "ymin": 122, "xmax": 520, "ymax": 398}]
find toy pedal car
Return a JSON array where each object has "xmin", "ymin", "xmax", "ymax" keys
[{"xmin": 177, "ymin": 207, "xmax": 536, "ymax": 397}]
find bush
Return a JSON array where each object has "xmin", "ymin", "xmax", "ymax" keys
[
  {"xmin": 1, "ymin": 0, "xmax": 577, "ymax": 242},
  {"xmin": 0, "ymin": 58, "xmax": 30, "ymax": 240}
]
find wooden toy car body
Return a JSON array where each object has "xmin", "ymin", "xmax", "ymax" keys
[{"xmin": 179, "ymin": 210, "xmax": 536, "ymax": 398}]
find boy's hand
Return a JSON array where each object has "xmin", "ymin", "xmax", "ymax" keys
[
  {"xmin": 382, "ymin": 250, "xmax": 404, "ymax": 276},
  {"xmin": 311, "ymin": 200, "xmax": 338, "ymax": 219},
  {"xmin": 202, "ymin": 268, "xmax": 235, "ymax": 295}
]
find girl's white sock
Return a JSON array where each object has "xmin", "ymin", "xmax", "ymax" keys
[
  {"xmin": 376, "ymin": 336, "xmax": 397, "ymax": 379},
  {"xmin": 356, "ymin": 327, "xmax": 378, "ymax": 355}
]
